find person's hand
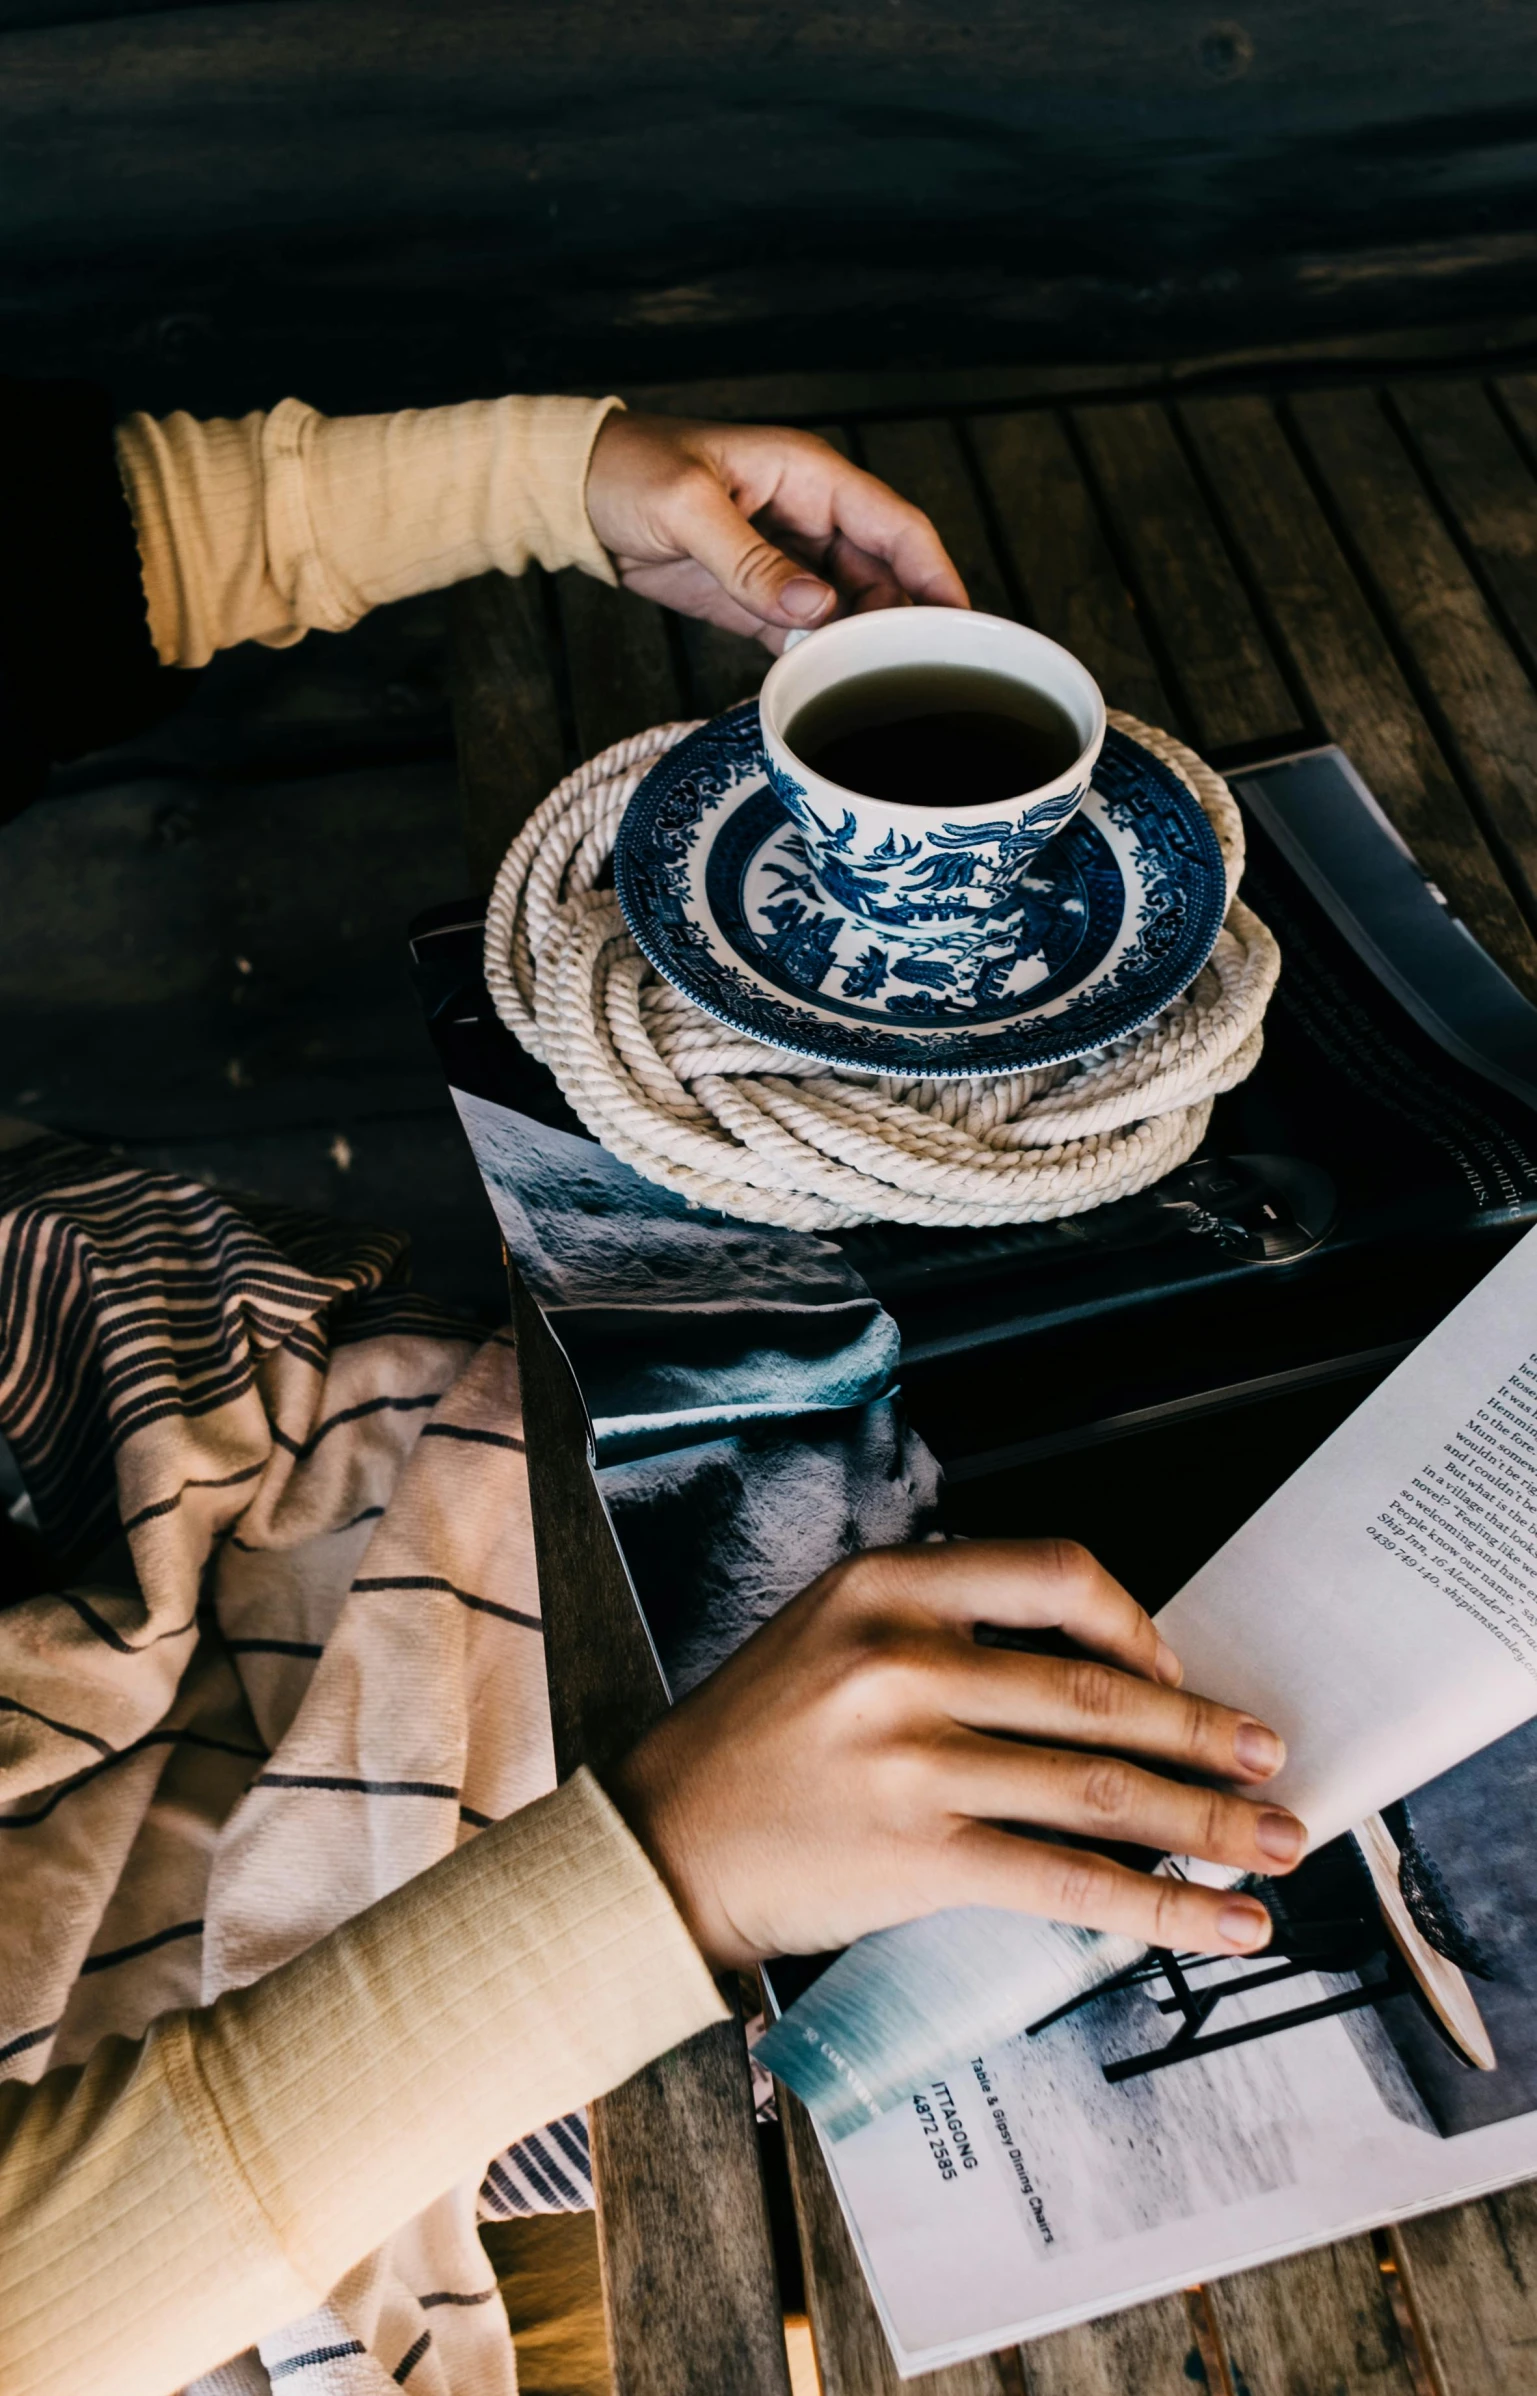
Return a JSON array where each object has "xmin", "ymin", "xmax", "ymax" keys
[
  {"xmin": 608, "ymin": 1539, "xmax": 1304, "ymax": 1971},
  {"xmin": 584, "ymin": 411, "xmax": 969, "ymax": 648}
]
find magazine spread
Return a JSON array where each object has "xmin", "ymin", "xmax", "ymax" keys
[
  {"xmin": 815, "ymin": 1932, "xmax": 1537, "ymax": 2375},
  {"xmin": 758, "ymin": 1222, "xmax": 1537, "ymax": 2371}
]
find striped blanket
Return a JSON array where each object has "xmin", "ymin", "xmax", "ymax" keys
[{"xmin": 0, "ymin": 1123, "xmax": 593, "ymax": 2396}]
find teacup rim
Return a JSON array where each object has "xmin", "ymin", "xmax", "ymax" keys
[{"xmin": 758, "ymin": 606, "xmax": 1107, "ymax": 823}]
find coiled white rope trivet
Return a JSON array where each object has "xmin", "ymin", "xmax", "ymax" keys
[{"xmin": 484, "ymin": 710, "xmax": 1280, "ymax": 1231}]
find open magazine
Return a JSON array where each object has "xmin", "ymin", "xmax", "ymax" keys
[{"xmin": 758, "ymin": 1219, "xmax": 1537, "ymax": 2373}]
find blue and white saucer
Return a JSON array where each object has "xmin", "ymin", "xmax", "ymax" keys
[{"xmin": 613, "ymin": 706, "xmax": 1227, "ymax": 1077}]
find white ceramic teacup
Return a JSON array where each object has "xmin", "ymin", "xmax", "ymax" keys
[{"xmin": 758, "ymin": 608, "xmax": 1105, "ymax": 953}]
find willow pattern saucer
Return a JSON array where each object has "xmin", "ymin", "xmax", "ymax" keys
[{"xmin": 613, "ymin": 707, "xmax": 1226, "ymax": 1078}]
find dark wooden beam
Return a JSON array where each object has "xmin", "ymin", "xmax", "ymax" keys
[{"xmin": 8, "ymin": 2, "xmax": 1537, "ymax": 409}]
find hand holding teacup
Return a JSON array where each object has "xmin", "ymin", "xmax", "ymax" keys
[{"xmin": 584, "ymin": 411, "xmax": 971, "ymax": 643}]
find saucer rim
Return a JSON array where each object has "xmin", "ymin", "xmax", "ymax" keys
[{"xmin": 613, "ymin": 709, "xmax": 1227, "ymax": 1081}]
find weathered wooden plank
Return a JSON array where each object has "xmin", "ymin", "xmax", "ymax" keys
[
  {"xmin": 1288, "ymin": 386, "xmax": 1537, "ymax": 929},
  {"xmin": 587, "ymin": 2033, "xmax": 793, "ymax": 2396},
  {"xmin": 858, "ymin": 418, "xmax": 1015, "ymax": 618},
  {"xmin": 482, "ymin": 2210, "xmax": 613, "ymax": 2396},
  {"xmin": 513, "ymin": 1279, "xmax": 792, "ymax": 2396},
  {"xmin": 968, "ymin": 408, "xmax": 1179, "ymax": 729},
  {"xmin": 1205, "ymin": 2240, "xmax": 1422, "ymax": 2396},
  {"xmin": 1072, "ymin": 400, "xmax": 1302, "ymax": 757},
  {"xmin": 1181, "ymin": 392, "xmax": 1537, "ymax": 1001},
  {"xmin": 59, "ymin": 584, "xmax": 454, "ymax": 795},
  {"xmin": 12, "ymin": 5, "xmax": 1537, "ymax": 414},
  {"xmin": 1392, "ymin": 377, "xmax": 1537, "ymax": 683},
  {"xmin": 1492, "ymin": 371, "xmax": 1537, "ymax": 490},
  {"xmin": 1015, "ymin": 2292, "xmax": 1212, "ymax": 2396},
  {"xmin": 678, "ymin": 617, "xmax": 767, "ymax": 721},
  {"xmin": 779, "ymin": 2087, "xmax": 1025, "ymax": 2396},
  {"xmin": 558, "ymin": 572, "xmax": 685, "ymax": 759},
  {"xmin": 448, "ymin": 571, "xmax": 569, "ymax": 892},
  {"xmin": 623, "ymin": 323, "xmax": 1537, "ymax": 430},
  {"xmin": 1392, "ymin": 2186, "xmax": 1537, "ymax": 2395}
]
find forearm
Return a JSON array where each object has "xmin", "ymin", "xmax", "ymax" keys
[
  {"xmin": 117, "ymin": 392, "xmax": 623, "ymax": 668},
  {"xmin": 0, "ymin": 1769, "xmax": 723, "ymax": 2396}
]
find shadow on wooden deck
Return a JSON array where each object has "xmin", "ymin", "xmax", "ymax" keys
[{"xmin": 0, "ymin": 591, "xmax": 512, "ymax": 1321}]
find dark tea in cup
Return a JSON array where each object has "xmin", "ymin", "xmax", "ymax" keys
[{"xmin": 785, "ymin": 663, "xmax": 1082, "ymax": 809}]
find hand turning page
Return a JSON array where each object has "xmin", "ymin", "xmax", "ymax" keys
[{"xmin": 760, "ymin": 1220, "xmax": 1537, "ymax": 2137}]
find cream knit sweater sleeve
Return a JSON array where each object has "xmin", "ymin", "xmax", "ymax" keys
[
  {"xmin": 0, "ymin": 1769, "xmax": 725, "ymax": 2396},
  {"xmin": 115, "ymin": 393, "xmax": 624, "ymax": 669}
]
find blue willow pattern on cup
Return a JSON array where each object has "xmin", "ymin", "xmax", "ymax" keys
[
  {"xmin": 708, "ymin": 787, "xmax": 1126, "ymax": 1026},
  {"xmin": 611, "ymin": 706, "xmax": 1228, "ymax": 1078},
  {"xmin": 763, "ymin": 752, "xmax": 1086, "ymax": 930}
]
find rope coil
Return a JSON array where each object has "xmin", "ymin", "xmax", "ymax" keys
[{"xmin": 484, "ymin": 710, "xmax": 1280, "ymax": 1231}]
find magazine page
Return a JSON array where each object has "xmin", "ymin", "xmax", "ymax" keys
[
  {"xmin": 822, "ymin": 1839, "xmax": 1537, "ymax": 2379},
  {"xmin": 822, "ymin": 1712, "xmax": 1537, "ymax": 2372},
  {"xmin": 1159, "ymin": 1229, "xmax": 1537, "ymax": 1841},
  {"xmin": 760, "ymin": 1218, "xmax": 1537, "ymax": 2134}
]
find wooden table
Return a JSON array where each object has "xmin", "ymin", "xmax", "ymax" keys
[{"xmin": 450, "ymin": 357, "xmax": 1537, "ymax": 2396}]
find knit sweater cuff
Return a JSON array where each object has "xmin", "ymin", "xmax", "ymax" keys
[
  {"xmin": 118, "ymin": 393, "xmax": 625, "ymax": 668},
  {"xmin": 189, "ymin": 1767, "xmax": 727, "ymax": 2295}
]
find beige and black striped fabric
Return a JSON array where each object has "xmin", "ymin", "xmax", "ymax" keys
[{"xmin": 0, "ymin": 1124, "xmax": 592, "ymax": 2396}]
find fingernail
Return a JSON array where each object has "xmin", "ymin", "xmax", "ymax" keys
[
  {"xmin": 1254, "ymin": 1808, "xmax": 1306, "ymax": 1865},
  {"xmin": 782, "ymin": 576, "xmax": 832, "ymax": 622},
  {"xmin": 1153, "ymin": 1636, "xmax": 1183, "ymax": 1687},
  {"xmin": 1233, "ymin": 1718, "xmax": 1285, "ymax": 1776},
  {"xmin": 1218, "ymin": 1900, "xmax": 1272, "ymax": 1952}
]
